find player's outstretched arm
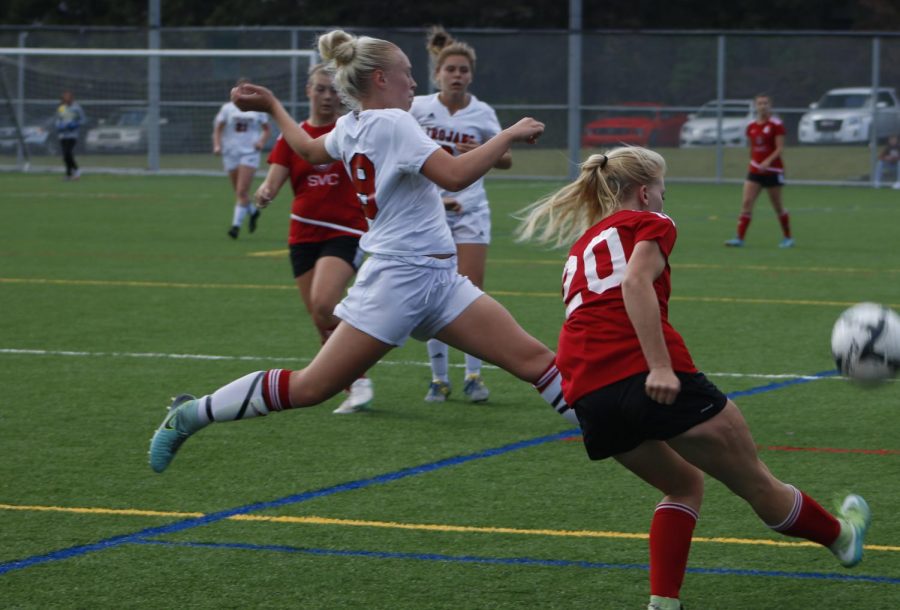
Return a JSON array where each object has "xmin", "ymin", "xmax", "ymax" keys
[
  {"xmin": 422, "ymin": 117, "xmax": 542, "ymax": 192},
  {"xmin": 232, "ymin": 83, "xmax": 333, "ymax": 165}
]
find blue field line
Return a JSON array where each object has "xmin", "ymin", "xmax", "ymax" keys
[
  {"xmin": 0, "ymin": 428, "xmax": 576, "ymax": 576},
  {"xmin": 135, "ymin": 538, "xmax": 900, "ymax": 585},
  {"xmin": 727, "ymin": 369, "xmax": 838, "ymax": 398},
  {"xmin": 0, "ymin": 370, "xmax": 840, "ymax": 577}
]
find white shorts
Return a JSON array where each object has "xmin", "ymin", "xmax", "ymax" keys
[
  {"xmin": 222, "ymin": 150, "xmax": 260, "ymax": 172},
  {"xmin": 334, "ymin": 254, "xmax": 484, "ymax": 346},
  {"xmin": 447, "ymin": 206, "xmax": 491, "ymax": 245}
]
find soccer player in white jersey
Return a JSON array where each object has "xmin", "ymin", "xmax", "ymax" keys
[
  {"xmin": 149, "ymin": 30, "xmax": 577, "ymax": 474},
  {"xmin": 409, "ymin": 26, "xmax": 508, "ymax": 404},
  {"xmin": 213, "ymin": 78, "xmax": 271, "ymax": 239}
]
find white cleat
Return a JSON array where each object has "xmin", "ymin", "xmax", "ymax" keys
[{"xmin": 333, "ymin": 378, "xmax": 374, "ymax": 414}]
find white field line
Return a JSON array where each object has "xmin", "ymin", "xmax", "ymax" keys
[{"xmin": 0, "ymin": 347, "xmax": 838, "ymax": 380}]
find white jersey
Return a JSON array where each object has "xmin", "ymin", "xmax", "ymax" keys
[
  {"xmin": 409, "ymin": 93, "xmax": 502, "ymax": 213},
  {"xmin": 324, "ymin": 108, "xmax": 455, "ymax": 257},
  {"xmin": 214, "ymin": 102, "xmax": 269, "ymax": 156}
]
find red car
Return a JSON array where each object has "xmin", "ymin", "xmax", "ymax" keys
[{"xmin": 581, "ymin": 103, "xmax": 688, "ymax": 148}]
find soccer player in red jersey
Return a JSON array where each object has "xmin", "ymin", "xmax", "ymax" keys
[
  {"xmin": 255, "ymin": 65, "xmax": 373, "ymax": 414},
  {"xmin": 725, "ymin": 93, "xmax": 793, "ymax": 248},
  {"xmin": 518, "ymin": 147, "xmax": 870, "ymax": 610}
]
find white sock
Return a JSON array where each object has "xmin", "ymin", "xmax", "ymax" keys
[
  {"xmin": 232, "ymin": 203, "xmax": 248, "ymax": 227},
  {"xmin": 533, "ymin": 363, "xmax": 579, "ymax": 425},
  {"xmin": 427, "ymin": 339, "xmax": 450, "ymax": 382},
  {"xmin": 196, "ymin": 371, "xmax": 271, "ymax": 425},
  {"xmin": 464, "ymin": 354, "xmax": 482, "ymax": 378}
]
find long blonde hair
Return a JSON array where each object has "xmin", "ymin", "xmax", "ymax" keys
[
  {"xmin": 317, "ymin": 30, "xmax": 398, "ymax": 111},
  {"xmin": 516, "ymin": 147, "xmax": 667, "ymax": 248},
  {"xmin": 425, "ymin": 26, "xmax": 477, "ymax": 86}
]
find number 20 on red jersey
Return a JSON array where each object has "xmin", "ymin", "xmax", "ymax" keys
[{"xmin": 562, "ymin": 227, "xmax": 627, "ymax": 319}]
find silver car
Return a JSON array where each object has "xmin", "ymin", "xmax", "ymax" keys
[
  {"xmin": 798, "ymin": 87, "xmax": 900, "ymax": 144},
  {"xmin": 679, "ymin": 99, "xmax": 755, "ymax": 147}
]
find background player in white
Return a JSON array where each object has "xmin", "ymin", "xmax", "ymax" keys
[
  {"xmin": 518, "ymin": 147, "xmax": 871, "ymax": 610},
  {"xmin": 150, "ymin": 30, "xmax": 577, "ymax": 474},
  {"xmin": 54, "ymin": 90, "xmax": 86, "ymax": 180},
  {"xmin": 410, "ymin": 26, "xmax": 509, "ymax": 404},
  {"xmin": 213, "ymin": 78, "xmax": 271, "ymax": 239},
  {"xmin": 255, "ymin": 64, "xmax": 373, "ymax": 414}
]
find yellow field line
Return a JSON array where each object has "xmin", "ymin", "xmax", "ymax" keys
[
  {"xmin": 2, "ymin": 277, "xmax": 895, "ymax": 309},
  {"xmin": 0, "ymin": 277, "xmax": 293, "ymax": 291},
  {"xmin": 247, "ymin": 252, "xmax": 900, "ymax": 275},
  {"xmin": 1, "ymin": 503, "xmax": 896, "ymax": 553},
  {"xmin": 487, "ymin": 259, "xmax": 900, "ymax": 274}
]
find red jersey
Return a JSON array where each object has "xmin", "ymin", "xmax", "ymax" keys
[
  {"xmin": 267, "ymin": 122, "xmax": 367, "ymax": 244},
  {"xmin": 746, "ymin": 117, "xmax": 785, "ymax": 175},
  {"xmin": 556, "ymin": 210, "xmax": 697, "ymax": 404}
]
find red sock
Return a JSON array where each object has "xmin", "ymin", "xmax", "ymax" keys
[
  {"xmin": 769, "ymin": 486, "xmax": 840, "ymax": 547},
  {"xmin": 649, "ymin": 502, "xmax": 697, "ymax": 599},
  {"xmin": 261, "ymin": 369, "xmax": 293, "ymax": 411},
  {"xmin": 778, "ymin": 212, "xmax": 791, "ymax": 238},
  {"xmin": 737, "ymin": 214, "xmax": 752, "ymax": 240}
]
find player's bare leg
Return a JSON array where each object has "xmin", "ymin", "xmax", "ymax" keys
[
  {"xmin": 766, "ymin": 186, "xmax": 793, "ymax": 247},
  {"xmin": 726, "ymin": 181, "xmax": 761, "ymax": 246},
  {"xmin": 228, "ymin": 164, "xmax": 259, "ymax": 238},
  {"xmin": 435, "ymin": 294, "xmax": 576, "ymax": 423},
  {"xmin": 667, "ymin": 401, "xmax": 867, "ymax": 566},
  {"xmin": 149, "ymin": 322, "xmax": 390, "ymax": 472}
]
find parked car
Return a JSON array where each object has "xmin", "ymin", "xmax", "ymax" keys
[
  {"xmin": 86, "ymin": 107, "xmax": 189, "ymax": 153},
  {"xmin": 798, "ymin": 87, "xmax": 900, "ymax": 144},
  {"xmin": 0, "ymin": 116, "xmax": 57, "ymax": 155},
  {"xmin": 679, "ymin": 99, "xmax": 755, "ymax": 147},
  {"xmin": 581, "ymin": 103, "xmax": 688, "ymax": 148}
]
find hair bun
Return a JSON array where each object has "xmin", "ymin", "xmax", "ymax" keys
[{"xmin": 318, "ymin": 30, "xmax": 356, "ymax": 66}]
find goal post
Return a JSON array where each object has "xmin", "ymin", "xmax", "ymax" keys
[{"xmin": 0, "ymin": 47, "xmax": 319, "ymax": 174}]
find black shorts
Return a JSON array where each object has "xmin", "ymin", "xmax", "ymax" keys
[
  {"xmin": 573, "ymin": 371, "xmax": 728, "ymax": 460},
  {"xmin": 289, "ymin": 236, "xmax": 364, "ymax": 278},
  {"xmin": 746, "ymin": 172, "xmax": 785, "ymax": 188}
]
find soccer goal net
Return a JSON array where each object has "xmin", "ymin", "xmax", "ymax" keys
[{"xmin": 0, "ymin": 47, "xmax": 318, "ymax": 174}]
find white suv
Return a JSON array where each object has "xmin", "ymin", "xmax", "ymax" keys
[
  {"xmin": 798, "ymin": 87, "xmax": 900, "ymax": 144},
  {"xmin": 679, "ymin": 99, "xmax": 755, "ymax": 147}
]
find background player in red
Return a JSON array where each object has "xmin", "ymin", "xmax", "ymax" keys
[
  {"xmin": 725, "ymin": 93, "xmax": 793, "ymax": 248},
  {"xmin": 255, "ymin": 64, "xmax": 373, "ymax": 414},
  {"xmin": 518, "ymin": 146, "xmax": 870, "ymax": 610}
]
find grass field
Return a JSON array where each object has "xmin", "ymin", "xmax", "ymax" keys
[{"xmin": 1, "ymin": 172, "xmax": 899, "ymax": 608}]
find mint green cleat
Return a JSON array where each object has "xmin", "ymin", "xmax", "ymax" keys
[
  {"xmin": 830, "ymin": 494, "xmax": 871, "ymax": 568},
  {"xmin": 149, "ymin": 394, "xmax": 201, "ymax": 473}
]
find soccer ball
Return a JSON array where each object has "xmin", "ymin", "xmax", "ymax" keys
[{"xmin": 831, "ymin": 302, "xmax": 900, "ymax": 382}]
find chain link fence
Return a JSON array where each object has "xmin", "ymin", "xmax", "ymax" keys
[{"xmin": 2, "ymin": 26, "xmax": 899, "ymax": 184}]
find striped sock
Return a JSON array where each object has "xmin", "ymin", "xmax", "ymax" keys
[
  {"xmin": 650, "ymin": 502, "xmax": 698, "ymax": 599},
  {"xmin": 196, "ymin": 369, "xmax": 293, "ymax": 425},
  {"xmin": 533, "ymin": 362, "xmax": 578, "ymax": 425},
  {"xmin": 768, "ymin": 484, "xmax": 841, "ymax": 547}
]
